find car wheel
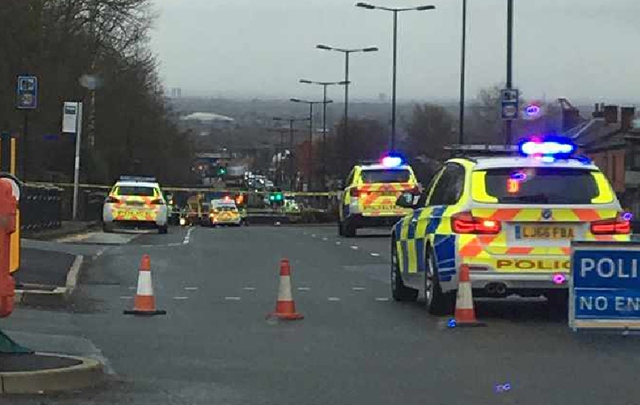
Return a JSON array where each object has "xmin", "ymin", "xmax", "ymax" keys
[
  {"xmin": 425, "ymin": 247, "xmax": 455, "ymax": 315},
  {"xmin": 158, "ymin": 225, "xmax": 168, "ymax": 234},
  {"xmin": 391, "ymin": 239, "xmax": 419, "ymax": 302},
  {"xmin": 337, "ymin": 219, "xmax": 344, "ymax": 236},
  {"xmin": 342, "ymin": 218, "xmax": 356, "ymax": 238}
]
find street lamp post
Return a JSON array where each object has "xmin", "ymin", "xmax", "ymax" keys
[
  {"xmin": 459, "ymin": 0, "xmax": 467, "ymax": 145},
  {"xmin": 505, "ymin": 0, "xmax": 514, "ymax": 146},
  {"xmin": 273, "ymin": 117, "xmax": 310, "ymax": 190},
  {"xmin": 316, "ymin": 44, "xmax": 378, "ymax": 176},
  {"xmin": 290, "ymin": 98, "xmax": 333, "ymax": 191},
  {"xmin": 355, "ymin": 2, "xmax": 436, "ymax": 151},
  {"xmin": 299, "ymin": 79, "xmax": 348, "ymax": 188}
]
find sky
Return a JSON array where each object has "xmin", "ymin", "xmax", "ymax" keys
[{"xmin": 149, "ymin": 0, "xmax": 640, "ymax": 103}]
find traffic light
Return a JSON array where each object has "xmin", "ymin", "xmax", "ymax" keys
[
  {"xmin": 217, "ymin": 165, "xmax": 227, "ymax": 176},
  {"xmin": 269, "ymin": 192, "xmax": 283, "ymax": 202}
]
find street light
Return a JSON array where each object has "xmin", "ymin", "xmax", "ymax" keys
[
  {"xmin": 316, "ymin": 44, "xmax": 378, "ymax": 177},
  {"xmin": 273, "ymin": 117, "xmax": 310, "ymax": 190},
  {"xmin": 355, "ymin": 2, "xmax": 436, "ymax": 151},
  {"xmin": 289, "ymin": 98, "xmax": 333, "ymax": 191},
  {"xmin": 299, "ymin": 79, "xmax": 348, "ymax": 188}
]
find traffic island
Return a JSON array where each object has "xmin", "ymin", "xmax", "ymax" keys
[{"xmin": 0, "ymin": 352, "xmax": 104, "ymax": 394}]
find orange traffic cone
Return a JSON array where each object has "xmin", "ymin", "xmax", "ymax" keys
[
  {"xmin": 124, "ymin": 254, "xmax": 166, "ymax": 316},
  {"xmin": 453, "ymin": 264, "xmax": 484, "ymax": 327},
  {"xmin": 267, "ymin": 259, "xmax": 303, "ymax": 320}
]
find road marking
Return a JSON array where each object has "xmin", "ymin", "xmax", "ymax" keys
[
  {"xmin": 92, "ymin": 248, "xmax": 106, "ymax": 260},
  {"xmin": 243, "ymin": 287, "xmax": 256, "ymax": 291},
  {"xmin": 128, "ymin": 286, "xmax": 136, "ymax": 290},
  {"xmin": 167, "ymin": 242, "xmax": 183, "ymax": 247},
  {"xmin": 370, "ymin": 252, "xmax": 381, "ymax": 257},
  {"xmin": 225, "ymin": 296, "xmax": 241, "ymax": 301},
  {"xmin": 297, "ymin": 287, "xmax": 310, "ymax": 291},
  {"xmin": 184, "ymin": 287, "xmax": 198, "ymax": 291},
  {"xmin": 350, "ymin": 245, "xmax": 358, "ymax": 250},
  {"xmin": 352, "ymin": 287, "xmax": 366, "ymax": 291},
  {"xmin": 375, "ymin": 297, "xmax": 390, "ymax": 302},
  {"xmin": 183, "ymin": 227, "xmax": 194, "ymax": 245},
  {"xmin": 322, "ymin": 237, "xmax": 328, "ymax": 241},
  {"xmin": 335, "ymin": 241, "xmax": 341, "ymax": 245},
  {"xmin": 173, "ymin": 296, "xmax": 189, "ymax": 300},
  {"xmin": 119, "ymin": 296, "xmax": 133, "ymax": 300},
  {"xmin": 328, "ymin": 297, "xmax": 341, "ymax": 302},
  {"xmin": 311, "ymin": 234, "xmax": 316, "ymax": 238}
]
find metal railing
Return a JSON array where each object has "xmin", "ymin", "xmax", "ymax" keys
[{"xmin": 20, "ymin": 185, "xmax": 63, "ymax": 230}]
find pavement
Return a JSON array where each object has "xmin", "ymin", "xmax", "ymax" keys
[{"xmin": 2, "ymin": 225, "xmax": 640, "ymax": 403}]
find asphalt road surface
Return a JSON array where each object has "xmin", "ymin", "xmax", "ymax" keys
[{"xmin": 5, "ymin": 225, "xmax": 640, "ymax": 404}]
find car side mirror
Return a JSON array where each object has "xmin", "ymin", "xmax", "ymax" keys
[{"xmin": 396, "ymin": 191, "xmax": 420, "ymax": 209}]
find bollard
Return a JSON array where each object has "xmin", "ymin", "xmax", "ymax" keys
[{"xmin": 0, "ymin": 178, "xmax": 17, "ymax": 318}]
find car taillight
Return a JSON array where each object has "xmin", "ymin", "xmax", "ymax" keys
[
  {"xmin": 590, "ymin": 216, "xmax": 630, "ymax": 235},
  {"xmin": 150, "ymin": 198, "xmax": 165, "ymax": 205},
  {"xmin": 105, "ymin": 196, "xmax": 120, "ymax": 204},
  {"xmin": 451, "ymin": 212, "xmax": 501, "ymax": 234},
  {"xmin": 350, "ymin": 188, "xmax": 368, "ymax": 198}
]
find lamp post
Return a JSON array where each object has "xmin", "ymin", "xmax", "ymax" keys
[
  {"xmin": 316, "ymin": 44, "xmax": 378, "ymax": 176},
  {"xmin": 505, "ymin": 0, "xmax": 514, "ymax": 146},
  {"xmin": 459, "ymin": 0, "xmax": 467, "ymax": 144},
  {"xmin": 355, "ymin": 2, "xmax": 436, "ymax": 150},
  {"xmin": 299, "ymin": 79, "xmax": 348, "ymax": 188},
  {"xmin": 289, "ymin": 98, "xmax": 333, "ymax": 191},
  {"xmin": 273, "ymin": 117, "xmax": 310, "ymax": 190}
]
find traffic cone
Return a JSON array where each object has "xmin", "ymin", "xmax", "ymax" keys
[
  {"xmin": 453, "ymin": 264, "xmax": 484, "ymax": 327},
  {"xmin": 267, "ymin": 259, "xmax": 303, "ymax": 320},
  {"xmin": 124, "ymin": 254, "xmax": 166, "ymax": 316}
]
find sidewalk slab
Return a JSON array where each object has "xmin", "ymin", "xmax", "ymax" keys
[
  {"xmin": 15, "ymin": 248, "xmax": 75, "ymax": 287},
  {"xmin": 22, "ymin": 221, "xmax": 99, "ymax": 241}
]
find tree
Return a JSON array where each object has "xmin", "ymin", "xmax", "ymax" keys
[{"xmin": 404, "ymin": 103, "xmax": 456, "ymax": 161}]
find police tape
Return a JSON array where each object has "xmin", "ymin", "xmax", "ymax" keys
[{"xmin": 25, "ymin": 182, "xmax": 340, "ymax": 197}]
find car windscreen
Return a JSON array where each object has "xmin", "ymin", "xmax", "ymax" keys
[
  {"xmin": 116, "ymin": 186, "xmax": 156, "ymax": 197},
  {"xmin": 480, "ymin": 167, "xmax": 601, "ymax": 204},
  {"xmin": 360, "ymin": 169, "xmax": 411, "ymax": 184}
]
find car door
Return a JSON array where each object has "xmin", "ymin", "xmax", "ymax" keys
[
  {"xmin": 341, "ymin": 169, "xmax": 356, "ymax": 220},
  {"xmin": 402, "ymin": 163, "xmax": 466, "ymax": 288}
]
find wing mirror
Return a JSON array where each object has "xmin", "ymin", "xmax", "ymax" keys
[{"xmin": 396, "ymin": 191, "xmax": 420, "ymax": 209}]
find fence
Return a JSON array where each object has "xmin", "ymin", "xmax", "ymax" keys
[{"xmin": 20, "ymin": 185, "xmax": 63, "ymax": 231}]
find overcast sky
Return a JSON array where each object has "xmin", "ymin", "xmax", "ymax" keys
[{"xmin": 149, "ymin": 0, "xmax": 639, "ymax": 102}]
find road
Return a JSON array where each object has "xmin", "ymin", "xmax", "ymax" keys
[{"xmin": 4, "ymin": 225, "xmax": 640, "ymax": 404}]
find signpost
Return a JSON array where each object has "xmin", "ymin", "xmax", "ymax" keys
[
  {"xmin": 501, "ymin": 88, "xmax": 519, "ymax": 120},
  {"xmin": 16, "ymin": 75, "xmax": 38, "ymax": 181},
  {"xmin": 570, "ymin": 241, "xmax": 640, "ymax": 331},
  {"xmin": 62, "ymin": 102, "xmax": 83, "ymax": 220}
]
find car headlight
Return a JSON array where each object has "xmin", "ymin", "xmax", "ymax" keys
[{"xmin": 179, "ymin": 218, "xmax": 186, "ymax": 226}]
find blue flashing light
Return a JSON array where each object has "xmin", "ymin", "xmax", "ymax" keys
[
  {"xmin": 381, "ymin": 154, "xmax": 403, "ymax": 168},
  {"xmin": 518, "ymin": 136, "xmax": 576, "ymax": 161},
  {"xmin": 622, "ymin": 212, "xmax": 633, "ymax": 222}
]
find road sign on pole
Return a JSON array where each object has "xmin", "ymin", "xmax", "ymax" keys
[
  {"xmin": 501, "ymin": 88, "xmax": 518, "ymax": 120},
  {"xmin": 16, "ymin": 76, "xmax": 38, "ymax": 110},
  {"xmin": 62, "ymin": 102, "xmax": 83, "ymax": 220},
  {"xmin": 570, "ymin": 241, "xmax": 640, "ymax": 332}
]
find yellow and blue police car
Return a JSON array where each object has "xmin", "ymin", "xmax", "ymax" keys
[
  {"xmin": 208, "ymin": 197, "xmax": 243, "ymax": 226},
  {"xmin": 338, "ymin": 155, "xmax": 420, "ymax": 237},
  {"xmin": 391, "ymin": 138, "xmax": 631, "ymax": 314},
  {"xmin": 102, "ymin": 176, "xmax": 169, "ymax": 234}
]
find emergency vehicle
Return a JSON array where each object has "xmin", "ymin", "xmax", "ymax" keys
[
  {"xmin": 390, "ymin": 138, "xmax": 631, "ymax": 314},
  {"xmin": 208, "ymin": 197, "xmax": 243, "ymax": 226},
  {"xmin": 338, "ymin": 155, "xmax": 420, "ymax": 237},
  {"xmin": 102, "ymin": 176, "xmax": 169, "ymax": 234}
]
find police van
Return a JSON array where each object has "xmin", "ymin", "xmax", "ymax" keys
[{"xmin": 390, "ymin": 138, "xmax": 631, "ymax": 314}]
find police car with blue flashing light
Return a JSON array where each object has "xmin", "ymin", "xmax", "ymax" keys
[
  {"xmin": 103, "ymin": 176, "xmax": 169, "ymax": 233},
  {"xmin": 338, "ymin": 154, "xmax": 420, "ymax": 237},
  {"xmin": 390, "ymin": 137, "xmax": 631, "ymax": 314}
]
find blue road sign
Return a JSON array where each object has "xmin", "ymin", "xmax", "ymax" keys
[
  {"xmin": 16, "ymin": 75, "xmax": 38, "ymax": 110},
  {"xmin": 570, "ymin": 241, "xmax": 640, "ymax": 331}
]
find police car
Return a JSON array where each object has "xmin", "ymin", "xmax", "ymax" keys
[
  {"xmin": 391, "ymin": 138, "xmax": 631, "ymax": 314},
  {"xmin": 208, "ymin": 197, "xmax": 243, "ymax": 226},
  {"xmin": 102, "ymin": 176, "xmax": 169, "ymax": 234},
  {"xmin": 338, "ymin": 155, "xmax": 420, "ymax": 237}
]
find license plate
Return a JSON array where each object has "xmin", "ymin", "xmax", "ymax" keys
[
  {"xmin": 369, "ymin": 205, "xmax": 397, "ymax": 211},
  {"xmin": 516, "ymin": 225, "xmax": 575, "ymax": 240}
]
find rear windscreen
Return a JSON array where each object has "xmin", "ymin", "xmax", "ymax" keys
[
  {"xmin": 360, "ymin": 169, "xmax": 411, "ymax": 184},
  {"xmin": 481, "ymin": 168, "xmax": 601, "ymax": 204},
  {"xmin": 117, "ymin": 186, "xmax": 155, "ymax": 197}
]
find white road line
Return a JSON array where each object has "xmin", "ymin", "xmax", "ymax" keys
[
  {"xmin": 173, "ymin": 296, "xmax": 189, "ymax": 300},
  {"xmin": 119, "ymin": 296, "xmax": 133, "ymax": 300},
  {"xmin": 128, "ymin": 286, "xmax": 136, "ymax": 290},
  {"xmin": 350, "ymin": 245, "xmax": 359, "ymax": 250},
  {"xmin": 184, "ymin": 287, "xmax": 198, "ymax": 291},
  {"xmin": 243, "ymin": 287, "xmax": 256, "ymax": 291},
  {"xmin": 352, "ymin": 287, "xmax": 366, "ymax": 291},
  {"xmin": 327, "ymin": 297, "xmax": 341, "ymax": 302},
  {"xmin": 182, "ymin": 227, "xmax": 194, "ymax": 245},
  {"xmin": 370, "ymin": 252, "xmax": 381, "ymax": 257},
  {"xmin": 375, "ymin": 297, "xmax": 390, "ymax": 302},
  {"xmin": 322, "ymin": 237, "xmax": 328, "ymax": 241},
  {"xmin": 311, "ymin": 234, "xmax": 317, "ymax": 238},
  {"xmin": 225, "ymin": 296, "xmax": 241, "ymax": 301},
  {"xmin": 335, "ymin": 241, "xmax": 342, "ymax": 245},
  {"xmin": 297, "ymin": 287, "xmax": 311, "ymax": 291},
  {"xmin": 167, "ymin": 242, "xmax": 183, "ymax": 247}
]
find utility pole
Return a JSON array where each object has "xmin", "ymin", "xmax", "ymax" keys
[{"xmin": 458, "ymin": 0, "xmax": 467, "ymax": 145}]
